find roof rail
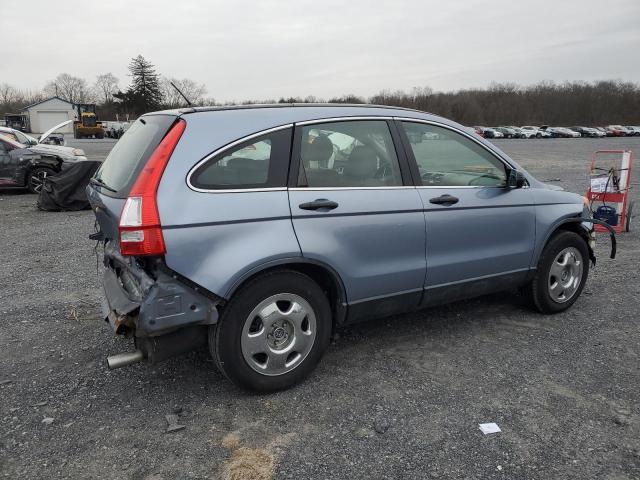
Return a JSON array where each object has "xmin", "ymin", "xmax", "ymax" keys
[{"xmin": 178, "ymin": 103, "xmax": 434, "ymax": 116}]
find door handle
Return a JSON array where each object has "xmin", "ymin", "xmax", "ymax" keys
[
  {"xmin": 429, "ymin": 194, "xmax": 459, "ymax": 206},
  {"xmin": 299, "ymin": 199, "xmax": 339, "ymax": 211}
]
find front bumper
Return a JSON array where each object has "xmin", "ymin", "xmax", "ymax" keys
[{"xmin": 101, "ymin": 242, "xmax": 220, "ymax": 337}]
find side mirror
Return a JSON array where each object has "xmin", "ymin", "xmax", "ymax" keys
[
  {"xmin": 507, "ymin": 169, "xmax": 526, "ymax": 188},
  {"xmin": 30, "ymin": 139, "xmax": 38, "ymax": 146}
]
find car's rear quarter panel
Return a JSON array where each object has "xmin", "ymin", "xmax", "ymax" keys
[{"xmin": 157, "ymin": 110, "xmax": 305, "ymax": 299}]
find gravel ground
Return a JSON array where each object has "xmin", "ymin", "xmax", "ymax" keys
[{"xmin": 1, "ymin": 137, "xmax": 639, "ymax": 480}]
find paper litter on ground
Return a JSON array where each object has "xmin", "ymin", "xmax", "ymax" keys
[{"xmin": 479, "ymin": 423, "xmax": 501, "ymax": 434}]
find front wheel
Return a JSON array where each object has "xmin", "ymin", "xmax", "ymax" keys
[
  {"xmin": 209, "ymin": 270, "xmax": 332, "ymax": 392},
  {"xmin": 525, "ymin": 231, "xmax": 589, "ymax": 313},
  {"xmin": 27, "ymin": 167, "xmax": 55, "ymax": 194}
]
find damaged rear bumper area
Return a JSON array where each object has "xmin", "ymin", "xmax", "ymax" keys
[{"xmin": 101, "ymin": 242, "xmax": 220, "ymax": 365}]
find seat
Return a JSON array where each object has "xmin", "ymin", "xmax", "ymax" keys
[
  {"xmin": 227, "ymin": 157, "xmax": 268, "ymax": 184},
  {"xmin": 301, "ymin": 135, "xmax": 337, "ymax": 187},
  {"xmin": 306, "ymin": 168, "xmax": 340, "ymax": 187},
  {"xmin": 302, "ymin": 135, "xmax": 333, "ymax": 169},
  {"xmin": 343, "ymin": 145, "xmax": 381, "ymax": 187}
]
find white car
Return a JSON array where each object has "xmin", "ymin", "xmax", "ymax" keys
[
  {"xmin": 509, "ymin": 126, "xmax": 536, "ymax": 139},
  {"xmin": 0, "ymin": 121, "xmax": 86, "ymax": 160},
  {"xmin": 521, "ymin": 126, "xmax": 551, "ymax": 138},
  {"xmin": 625, "ymin": 126, "xmax": 640, "ymax": 136}
]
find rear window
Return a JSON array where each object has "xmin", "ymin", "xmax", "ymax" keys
[
  {"xmin": 94, "ymin": 115, "xmax": 175, "ymax": 195},
  {"xmin": 189, "ymin": 128, "xmax": 292, "ymax": 190}
]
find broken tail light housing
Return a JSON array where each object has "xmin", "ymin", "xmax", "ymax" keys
[{"xmin": 119, "ymin": 119, "xmax": 186, "ymax": 256}]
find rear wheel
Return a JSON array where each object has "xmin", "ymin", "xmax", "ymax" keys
[
  {"xmin": 209, "ymin": 270, "xmax": 332, "ymax": 392},
  {"xmin": 525, "ymin": 231, "xmax": 589, "ymax": 313},
  {"xmin": 27, "ymin": 167, "xmax": 55, "ymax": 194}
]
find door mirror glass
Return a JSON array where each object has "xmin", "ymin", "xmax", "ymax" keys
[{"xmin": 507, "ymin": 169, "xmax": 527, "ymax": 188}]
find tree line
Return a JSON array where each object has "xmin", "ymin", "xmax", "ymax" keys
[
  {"xmin": 0, "ymin": 55, "xmax": 211, "ymax": 121},
  {"xmin": 1, "ymin": 54, "xmax": 639, "ymax": 126}
]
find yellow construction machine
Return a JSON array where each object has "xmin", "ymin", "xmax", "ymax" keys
[{"xmin": 73, "ymin": 104, "xmax": 104, "ymax": 139}]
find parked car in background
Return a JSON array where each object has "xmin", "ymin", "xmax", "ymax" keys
[
  {"xmin": 478, "ymin": 127, "xmax": 503, "ymax": 138},
  {"xmin": 0, "ymin": 121, "xmax": 83, "ymax": 162},
  {"xmin": 495, "ymin": 127, "xmax": 517, "ymax": 138},
  {"xmin": 0, "ymin": 126, "xmax": 66, "ymax": 146},
  {"xmin": 521, "ymin": 126, "xmax": 551, "ymax": 138},
  {"xmin": 103, "ymin": 121, "xmax": 131, "ymax": 139},
  {"xmin": 472, "ymin": 126, "xmax": 484, "ymax": 137},
  {"xmin": 540, "ymin": 126, "xmax": 581, "ymax": 138},
  {"xmin": 88, "ymin": 104, "xmax": 607, "ymax": 391},
  {"xmin": 627, "ymin": 126, "xmax": 640, "ymax": 136},
  {"xmin": 0, "ymin": 130, "xmax": 87, "ymax": 193},
  {"xmin": 570, "ymin": 126, "xmax": 602, "ymax": 138},
  {"xmin": 507, "ymin": 126, "xmax": 534, "ymax": 139},
  {"xmin": 605, "ymin": 125, "xmax": 627, "ymax": 137},
  {"xmin": 608, "ymin": 125, "xmax": 634, "ymax": 136},
  {"xmin": 590, "ymin": 127, "xmax": 607, "ymax": 138}
]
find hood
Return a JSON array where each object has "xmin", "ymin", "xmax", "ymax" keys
[
  {"xmin": 542, "ymin": 182, "xmax": 565, "ymax": 191},
  {"xmin": 39, "ymin": 120, "xmax": 72, "ymax": 144},
  {"xmin": 28, "ymin": 143, "xmax": 84, "ymax": 160}
]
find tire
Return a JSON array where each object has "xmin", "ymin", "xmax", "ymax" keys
[
  {"xmin": 525, "ymin": 231, "xmax": 589, "ymax": 314},
  {"xmin": 27, "ymin": 167, "xmax": 55, "ymax": 194},
  {"xmin": 97, "ymin": 132, "xmax": 104, "ymax": 139},
  {"xmin": 209, "ymin": 270, "xmax": 332, "ymax": 392},
  {"xmin": 626, "ymin": 201, "xmax": 634, "ymax": 232}
]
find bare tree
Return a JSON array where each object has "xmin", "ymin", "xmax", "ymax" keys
[
  {"xmin": 0, "ymin": 83, "xmax": 19, "ymax": 105},
  {"xmin": 94, "ymin": 73, "xmax": 119, "ymax": 105},
  {"xmin": 160, "ymin": 77, "xmax": 207, "ymax": 108},
  {"xmin": 44, "ymin": 73, "xmax": 93, "ymax": 104}
]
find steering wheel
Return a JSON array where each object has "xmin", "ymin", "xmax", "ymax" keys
[{"xmin": 468, "ymin": 172, "xmax": 504, "ymax": 186}]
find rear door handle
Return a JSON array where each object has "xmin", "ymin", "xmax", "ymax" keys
[
  {"xmin": 299, "ymin": 199, "xmax": 339, "ymax": 211},
  {"xmin": 429, "ymin": 194, "xmax": 459, "ymax": 206}
]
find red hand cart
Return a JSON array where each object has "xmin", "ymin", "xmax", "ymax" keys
[{"xmin": 585, "ymin": 150, "xmax": 634, "ymax": 233}]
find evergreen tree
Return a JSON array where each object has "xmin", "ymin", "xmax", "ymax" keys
[{"xmin": 126, "ymin": 55, "xmax": 163, "ymax": 115}]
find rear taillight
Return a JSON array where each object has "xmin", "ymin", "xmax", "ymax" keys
[{"xmin": 119, "ymin": 119, "xmax": 186, "ymax": 256}]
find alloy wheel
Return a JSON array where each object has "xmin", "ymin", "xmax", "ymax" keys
[
  {"xmin": 241, "ymin": 293, "xmax": 317, "ymax": 376},
  {"xmin": 548, "ymin": 247, "xmax": 583, "ymax": 303},
  {"xmin": 30, "ymin": 170, "xmax": 48, "ymax": 193}
]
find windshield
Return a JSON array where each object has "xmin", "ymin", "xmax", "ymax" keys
[{"xmin": 94, "ymin": 115, "xmax": 176, "ymax": 195}]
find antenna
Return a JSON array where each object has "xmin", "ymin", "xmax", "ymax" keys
[{"xmin": 170, "ymin": 82, "xmax": 193, "ymax": 107}]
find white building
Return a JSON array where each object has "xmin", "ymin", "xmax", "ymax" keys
[{"xmin": 22, "ymin": 97, "xmax": 76, "ymax": 134}]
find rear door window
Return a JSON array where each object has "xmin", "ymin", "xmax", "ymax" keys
[
  {"xmin": 94, "ymin": 115, "xmax": 176, "ymax": 195},
  {"xmin": 190, "ymin": 128, "xmax": 292, "ymax": 190},
  {"xmin": 296, "ymin": 120, "xmax": 403, "ymax": 188}
]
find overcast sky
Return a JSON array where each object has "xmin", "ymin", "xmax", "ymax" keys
[{"xmin": 2, "ymin": 0, "xmax": 639, "ymax": 101}]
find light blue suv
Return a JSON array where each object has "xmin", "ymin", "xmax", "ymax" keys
[{"xmin": 88, "ymin": 104, "xmax": 614, "ymax": 391}]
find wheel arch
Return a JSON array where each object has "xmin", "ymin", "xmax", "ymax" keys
[
  {"xmin": 224, "ymin": 258, "xmax": 348, "ymax": 327},
  {"xmin": 536, "ymin": 216, "xmax": 595, "ymax": 266},
  {"xmin": 15, "ymin": 155, "xmax": 60, "ymax": 186}
]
